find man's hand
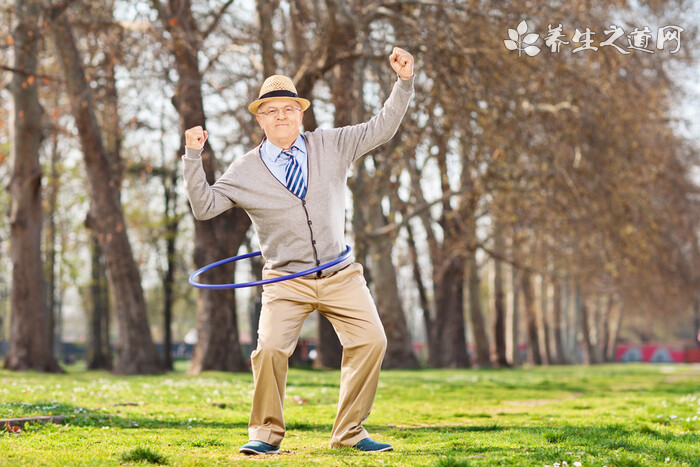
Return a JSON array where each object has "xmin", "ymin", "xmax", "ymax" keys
[
  {"xmin": 390, "ymin": 47, "xmax": 414, "ymax": 80},
  {"xmin": 185, "ymin": 125, "xmax": 208, "ymax": 150}
]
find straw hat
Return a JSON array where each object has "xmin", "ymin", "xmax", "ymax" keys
[{"xmin": 248, "ymin": 75, "xmax": 311, "ymax": 114}]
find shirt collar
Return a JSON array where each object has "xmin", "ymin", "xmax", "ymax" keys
[{"xmin": 265, "ymin": 135, "xmax": 306, "ymax": 162}]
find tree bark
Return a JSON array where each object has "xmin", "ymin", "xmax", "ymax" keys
[
  {"xmin": 46, "ymin": 122, "xmax": 60, "ymax": 358},
  {"xmin": 694, "ymin": 293, "xmax": 700, "ymax": 347},
  {"xmin": 151, "ymin": 0, "xmax": 250, "ymax": 373},
  {"xmin": 578, "ymin": 287, "xmax": 595, "ymax": 365},
  {"xmin": 521, "ymin": 271, "xmax": 542, "ymax": 365},
  {"xmin": 468, "ymin": 249, "xmax": 491, "ymax": 367},
  {"xmin": 4, "ymin": 0, "xmax": 61, "ymax": 373},
  {"xmin": 600, "ymin": 296, "xmax": 613, "ymax": 363},
  {"xmin": 48, "ymin": 6, "xmax": 162, "ymax": 374},
  {"xmin": 571, "ymin": 282, "xmax": 583, "ymax": 364},
  {"xmin": 403, "ymin": 144, "xmax": 469, "ymax": 368},
  {"xmin": 492, "ymin": 227, "xmax": 509, "ymax": 367},
  {"xmin": 431, "ymin": 256, "xmax": 470, "ymax": 368},
  {"xmin": 162, "ymin": 169, "xmax": 178, "ymax": 371},
  {"xmin": 87, "ymin": 237, "xmax": 111, "ymax": 370},
  {"xmin": 364, "ymin": 200, "xmax": 418, "ymax": 368},
  {"xmin": 86, "ymin": 41, "xmax": 121, "ymax": 371},
  {"xmin": 609, "ymin": 303, "xmax": 624, "ymax": 361},
  {"xmin": 552, "ymin": 278, "xmax": 567, "ymax": 364},
  {"xmin": 509, "ymin": 267, "xmax": 521, "ymax": 366},
  {"xmin": 406, "ymin": 222, "xmax": 432, "ymax": 364},
  {"xmin": 539, "ymin": 275, "xmax": 552, "ymax": 365},
  {"xmin": 256, "ymin": 0, "xmax": 276, "ymax": 77}
]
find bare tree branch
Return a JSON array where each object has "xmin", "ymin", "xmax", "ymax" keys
[
  {"xmin": 0, "ymin": 64, "xmax": 62, "ymax": 82},
  {"xmin": 201, "ymin": 0, "xmax": 237, "ymax": 41}
]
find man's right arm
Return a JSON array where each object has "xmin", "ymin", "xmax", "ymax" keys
[{"xmin": 182, "ymin": 138, "xmax": 237, "ymax": 220}]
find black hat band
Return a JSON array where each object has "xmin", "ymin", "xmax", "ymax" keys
[{"xmin": 258, "ymin": 90, "xmax": 299, "ymax": 100}]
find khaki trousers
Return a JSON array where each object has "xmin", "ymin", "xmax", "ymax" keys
[{"xmin": 248, "ymin": 262, "xmax": 387, "ymax": 448}]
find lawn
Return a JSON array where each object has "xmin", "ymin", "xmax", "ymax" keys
[{"xmin": 0, "ymin": 362, "xmax": 698, "ymax": 466}]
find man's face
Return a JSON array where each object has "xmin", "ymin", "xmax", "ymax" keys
[{"xmin": 255, "ymin": 98, "xmax": 304, "ymax": 146}]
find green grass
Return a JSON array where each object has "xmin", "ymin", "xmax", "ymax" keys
[{"xmin": 0, "ymin": 362, "xmax": 698, "ymax": 466}]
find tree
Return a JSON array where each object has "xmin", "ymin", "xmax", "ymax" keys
[
  {"xmin": 328, "ymin": 0, "xmax": 418, "ymax": 369},
  {"xmin": 150, "ymin": 0, "xmax": 250, "ymax": 373},
  {"xmin": 87, "ymin": 237, "xmax": 111, "ymax": 369},
  {"xmin": 48, "ymin": 2, "xmax": 162, "ymax": 374},
  {"xmin": 4, "ymin": 0, "xmax": 61, "ymax": 372}
]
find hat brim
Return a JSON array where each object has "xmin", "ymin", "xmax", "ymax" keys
[{"xmin": 248, "ymin": 96, "xmax": 311, "ymax": 114}]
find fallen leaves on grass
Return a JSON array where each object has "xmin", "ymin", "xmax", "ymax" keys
[{"xmin": 3, "ymin": 421, "xmax": 21, "ymax": 434}]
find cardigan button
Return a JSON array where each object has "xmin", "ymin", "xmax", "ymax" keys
[{"xmin": 308, "ymin": 220, "xmax": 312, "ymax": 225}]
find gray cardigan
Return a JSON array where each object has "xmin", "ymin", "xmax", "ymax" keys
[{"xmin": 183, "ymin": 76, "xmax": 414, "ymax": 276}]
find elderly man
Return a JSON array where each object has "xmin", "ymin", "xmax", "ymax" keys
[{"xmin": 182, "ymin": 47, "xmax": 414, "ymax": 455}]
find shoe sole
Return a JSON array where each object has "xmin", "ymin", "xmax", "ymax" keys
[
  {"xmin": 239, "ymin": 447, "xmax": 280, "ymax": 455},
  {"xmin": 371, "ymin": 446, "xmax": 393, "ymax": 452},
  {"xmin": 356, "ymin": 446, "xmax": 393, "ymax": 452}
]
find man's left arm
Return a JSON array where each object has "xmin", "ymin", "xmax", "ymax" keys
[{"xmin": 327, "ymin": 47, "xmax": 415, "ymax": 164}]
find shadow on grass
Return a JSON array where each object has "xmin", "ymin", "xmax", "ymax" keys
[
  {"xmin": 372, "ymin": 421, "xmax": 698, "ymax": 464},
  {"xmin": 2, "ymin": 400, "xmax": 249, "ymax": 431}
]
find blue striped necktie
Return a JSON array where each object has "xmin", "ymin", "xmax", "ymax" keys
[{"xmin": 281, "ymin": 147, "xmax": 307, "ymax": 199}]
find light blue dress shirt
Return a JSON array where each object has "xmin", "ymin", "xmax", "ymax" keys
[{"xmin": 260, "ymin": 135, "xmax": 308, "ymax": 188}]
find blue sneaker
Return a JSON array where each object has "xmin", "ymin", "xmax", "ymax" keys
[
  {"xmin": 239, "ymin": 440, "xmax": 280, "ymax": 455},
  {"xmin": 354, "ymin": 437, "xmax": 393, "ymax": 452}
]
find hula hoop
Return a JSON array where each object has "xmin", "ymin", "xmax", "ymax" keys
[{"xmin": 189, "ymin": 245, "xmax": 352, "ymax": 289}]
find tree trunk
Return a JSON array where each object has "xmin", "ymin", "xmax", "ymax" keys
[
  {"xmin": 406, "ymin": 223, "xmax": 432, "ymax": 365},
  {"xmin": 571, "ymin": 283, "xmax": 583, "ymax": 364},
  {"xmin": 521, "ymin": 271, "xmax": 542, "ymax": 365},
  {"xmin": 694, "ymin": 293, "xmax": 700, "ymax": 347},
  {"xmin": 539, "ymin": 275, "xmax": 552, "ymax": 365},
  {"xmin": 314, "ymin": 318, "xmax": 342, "ymax": 368},
  {"xmin": 87, "ymin": 236, "xmax": 111, "ymax": 370},
  {"xmin": 256, "ymin": 0, "xmax": 276, "ymax": 77},
  {"xmin": 48, "ymin": 7, "xmax": 162, "ymax": 374},
  {"xmin": 431, "ymin": 257, "xmax": 470, "ymax": 368},
  {"xmin": 609, "ymin": 303, "xmax": 624, "ymax": 361},
  {"xmin": 578, "ymin": 287, "xmax": 595, "ymax": 365},
  {"xmin": 151, "ymin": 0, "xmax": 250, "ymax": 373},
  {"xmin": 509, "ymin": 266, "xmax": 521, "ymax": 366},
  {"xmin": 600, "ymin": 296, "xmax": 613, "ymax": 363},
  {"xmin": 4, "ymin": 0, "xmax": 61, "ymax": 373},
  {"xmin": 162, "ymin": 170, "xmax": 178, "ymax": 371},
  {"xmin": 86, "ymin": 44, "xmax": 121, "ymax": 371},
  {"xmin": 46, "ymin": 122, "xmax": 60, "ymax": 358},
  {"xmin": 552, "ymin": 278, "xmax": 567, "ymax": 364},
  {"xmin": 365, "ymin": 203, "xmax": 419, "ymax": 369},
  {"xmin": 468, "ymin": 249, "xmax": 491, "ymax": 367},
  {"xmin": 492, "ymin": 228, "xmax": 508, "ymax": 367},
  {"xmin": 560, "ymin": 279, "xmax": 572, "ymax": 363},
  {"xmin": 424, "ymin": 136, "xmax": 470, "ymax": 368}
]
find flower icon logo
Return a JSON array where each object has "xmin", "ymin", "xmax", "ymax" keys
[{"xmin": 504, "ymin": 20, "xmax": 541, "ymax": 57}]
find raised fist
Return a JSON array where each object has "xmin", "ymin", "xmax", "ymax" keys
[
  {"xmin": 185, "ymin": 125, "xmax": 208, "ymax": 150},
  {"xmin": 389, "ymin": 47, "xmax": 414, "ymax": 80}
]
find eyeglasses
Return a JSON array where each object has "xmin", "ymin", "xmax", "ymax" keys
[{"xmin": 258, "ymin": 105, "xmax": 302, "ymax": 117}]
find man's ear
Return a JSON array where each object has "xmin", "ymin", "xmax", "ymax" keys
[{"xmin": 256, "ymin": 114, "xmax": 264, "ymax": 129}]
